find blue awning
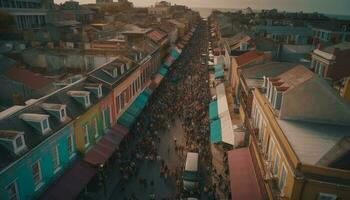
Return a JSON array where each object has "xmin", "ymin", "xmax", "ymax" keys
[
  {"xmin": 117, "ymin": 90, "xmax": 151, "ymax": 128},
  {"xmin": 159, "ymin": 66, "xmax": 169, "ymax": 76},
  {"xmin": 215, "ymin": 70, "xmax": 225, "ymax": 79},
  {"xmin": 170, "ymin": 48, "xmax": 181, "ymax": 60},
  {"xmin": 117, "ymin": 112, "xmax": 136, "ymax": 129},
  {"xmin": 214, "ymin": 64, "xmax": 224, "ymax": 72},
  {"xmin": 210, "ymin": 113, "xmax": 235, "ymax": 146},
  {"xmin": 209, "ymin": 101, "xmax": 219, "ymax": 120}
]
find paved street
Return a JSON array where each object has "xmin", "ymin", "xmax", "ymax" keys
[
  {"xmin": 110, "ymin": 119, "xmax": 186, "ymax": 200},
  {"xmin": 106, "ymin": 20, "xmax": 218, "ymax": 200}
]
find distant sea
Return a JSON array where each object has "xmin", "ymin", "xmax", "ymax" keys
[
  {"xmin": 192, "ymin": 7, "xmax": 239, "ymax": 18},
  {"xmin": 192, "ymin": 7, "xmax": 350, "ymax": 20}
]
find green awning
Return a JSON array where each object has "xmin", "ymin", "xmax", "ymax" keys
[
  {"xmin": 118, "ymin": 90, "xmax": 152, "ymax": 128},
  {"xmin": 182, "ymin": 171, "xmax": 199, "ymax": 182},
  {"xmin": 143, "ymin": 88, "xmax": 152, "ymax": 97},
  {"xmin": 209, "ymin": 101, "xmax": 218, "ymax": 120},
  {"xmin": 117, "ymin": 112, "xmax": 136, "ymax": 129},
  {"xmin": 134, "ymin": 94, "xmax": 148, "ymax": 110},
  {"xmin": 214, "ymin": 64, "xmax": 224, "ymax": 72},
  {"xmin": 171, "ymin": 49, "xmax": 180, "ymax": 59},
  {"xmin": 215, "ymin": 70, "xmax": 224, "ymax": 79},
  {"xmin": 210, "ymin": 119, "xmax": 222, "ymax": 144},
  {"xmin": 159, "ymin": 67, "xmax": 169, "ymax": 76}
]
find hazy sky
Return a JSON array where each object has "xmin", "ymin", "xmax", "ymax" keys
[{"xmin": 54, "ymin": 0, "xmax": 350, "ymax": 15}]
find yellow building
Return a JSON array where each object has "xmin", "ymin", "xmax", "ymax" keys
[
  {"xmin": 73, "ymin": 102, "xmax": 103, "ymax": 153},
  {"xmin": 244, "ymin": 65, "xmax": 350, "ymax": 199}
]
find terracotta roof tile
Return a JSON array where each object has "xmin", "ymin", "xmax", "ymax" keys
[
  {"xmin": 235, "ymin": 51, "xmax": 265, "ymax": 67},
  {"xmin": 275, "ymin": 65, "xmax": 314, "ymax": 91}
]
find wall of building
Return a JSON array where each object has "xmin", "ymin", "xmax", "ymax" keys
[
  {"xmin": 73, "ymin": 103, "xmax": 103, "ymax": 153},
  {"xmin": 251, "ymin": 94, "xmax": 297, "ymax": 199},
  {"xmin": 22, "ymin": 50, "xmax": 116, "ymax": 73},
  {"xmin": 99, "ymin": 92, "xmax": 115, "ymax": 130},
  {"xmin": 299, "ymin": 177, "xmax": 350, "ymax": 200},
  {"xmin": 114, "ymin": 52, "xmax": 161, "ymax": 119},
  {"xmin": 326, "ymin": 49, "xmax": 350, "ymax": 81},
  {"xmin": 0, "ymin": 125, "xmax": 76, "ymax": 200}
]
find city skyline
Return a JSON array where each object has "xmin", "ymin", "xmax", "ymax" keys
[{"xmin": 53, "ymin": 0, "xmax": 350, "ymax": 16}]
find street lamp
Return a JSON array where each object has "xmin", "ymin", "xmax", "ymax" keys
[{"xmin": 98, "ymin": 163, "xmax": 107, "ymax": 199}]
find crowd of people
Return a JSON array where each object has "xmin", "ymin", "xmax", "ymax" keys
[{"xmin": 113, "ymin": 20, "xmax": 224, "ymax": 200}]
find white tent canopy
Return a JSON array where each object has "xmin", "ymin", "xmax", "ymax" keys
[{"xmin": 219, "ymin": 112, "xmax": 235, "ymax": 145}]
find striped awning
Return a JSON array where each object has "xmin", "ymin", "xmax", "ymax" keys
[{"xmin": 210, "ymin": 112, "xmax": 235, "ymax": 146}]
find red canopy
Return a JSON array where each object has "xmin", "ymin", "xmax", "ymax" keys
[
  {"xmin": 41, "ymin": 160, "xmax": 96, "ymax": 200},
  {"xmin": 84, "ymin": 124, "xmax": 128, "ymax": 166},
  {"xmin": 228, "ymin": 148, "xmax": 263, "ymax": 200}
]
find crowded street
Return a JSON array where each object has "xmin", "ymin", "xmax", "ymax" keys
[{"xmin": 106, "ymin": 20, "xmax": 223, "ymax": 200}]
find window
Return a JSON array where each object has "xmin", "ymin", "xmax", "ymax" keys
[
  {"xmin": 278, "ymin": 164, "xmax": 287, "ymax": 191},
  {"xmin": 85, "ymin": 95, "xmax": 91, "ymax": 107},
  {"xmin": 318, "ymin": 63, "xmax": 325, "ymax": 77},
  {"xmin": 259, "ymin": 121, "xmax": 265, "ymax": 143},
  {"xmin": 6, "ymin": 181, "xmax": 19, "ymax": 200},
  {"xmin": 97, "ymin": 87, "xmax": 103, "ymax": 98},
  {"xmin": 318, "ymin": 193, "xmax": 337, "ymax": 200},
  {"xmin": 102, "ymin": 108, "xmax": 110, "ymax": 130},
  {"xmin": 268, "ymin": 138, "xmax": 275, "ymax": 161},
  {"xmin": 93, "ymin": 118, "xmax": 99, "ymax": 138},
  {"xmin": 32, "ymin": 161, "xmax": 43, "ymax": 189},
  {"xmin": 273, "ymin": 152, "xmax": 280, "ymax": 175},
  {"xmin": 271, "ymin": 87, "xmax": 276, "ymax": 106},
  {"xmin": 83, "ymin": 124, "xmax": 90, "ymax": 148},
  {"xmin": 52, "ymin": 145, "xmax": 60, "ymax": 172},
  {"xmin": 42, "ymin": 119, "xmax": 49, "ymax": 131},
  {"xmin": 67, "ymin": 135, "xmax": 74, "ymax": 157},
  {"xmin": 15, "ymin": 137, "xmax": 23, "ymax": 149},
  {"xmin": 60, "ymin": 108, "xmax": 66, "ymax": 120}
]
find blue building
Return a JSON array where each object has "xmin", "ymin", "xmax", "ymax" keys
[{"xmin": 0, "ymin": 102, "xmax": 77, "ymax": 199}]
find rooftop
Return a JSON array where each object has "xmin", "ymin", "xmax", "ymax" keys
[
  {"xmin": 254, "ymin": 25, "xmax": 313, "ymax": 36},
  {"xmin": 0, "ymin": 130, "xmax": 23, "ymax": 140},
  {"xmin": 67, "ymin": 91, "xmax": 90, "ymax": 97},
  {"xmin": 88, "ymin": 56, "xmax": 136, "ymax": 87},
  {"xmin": 19, "ymin": 113, "xmax": 49, "ymax": 122},
  {"xmin": 41, "ymin": 103, "xmax": 65, "ymax": 110},
  {"xmin": 5, "ymin": 68, "xmax": 53, "ymax": 90},
  {"xmin": 0, "ymin": 78, "xmax": 110, "ymax": 171},
  {"xmin": 272, "ymin": 65, "xmax": 314, "ymax": 92},
  {"xmin": 241, "ymin": 61, "xmax": 296, "ymax": 89},
  {"xmin": 278, "ymin": 119, "xmax": 350, "ymax": 166},
  {"xmin": 235, "ymin": 51, "xmax": 265, "ymax": 66},
  {"xmin": 147, "ymin": 30, "xmax": 168, "ymax": 44},
  {"xmin": 321, "ymin": 42, "xmax": 350, "ymax": 54}
]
